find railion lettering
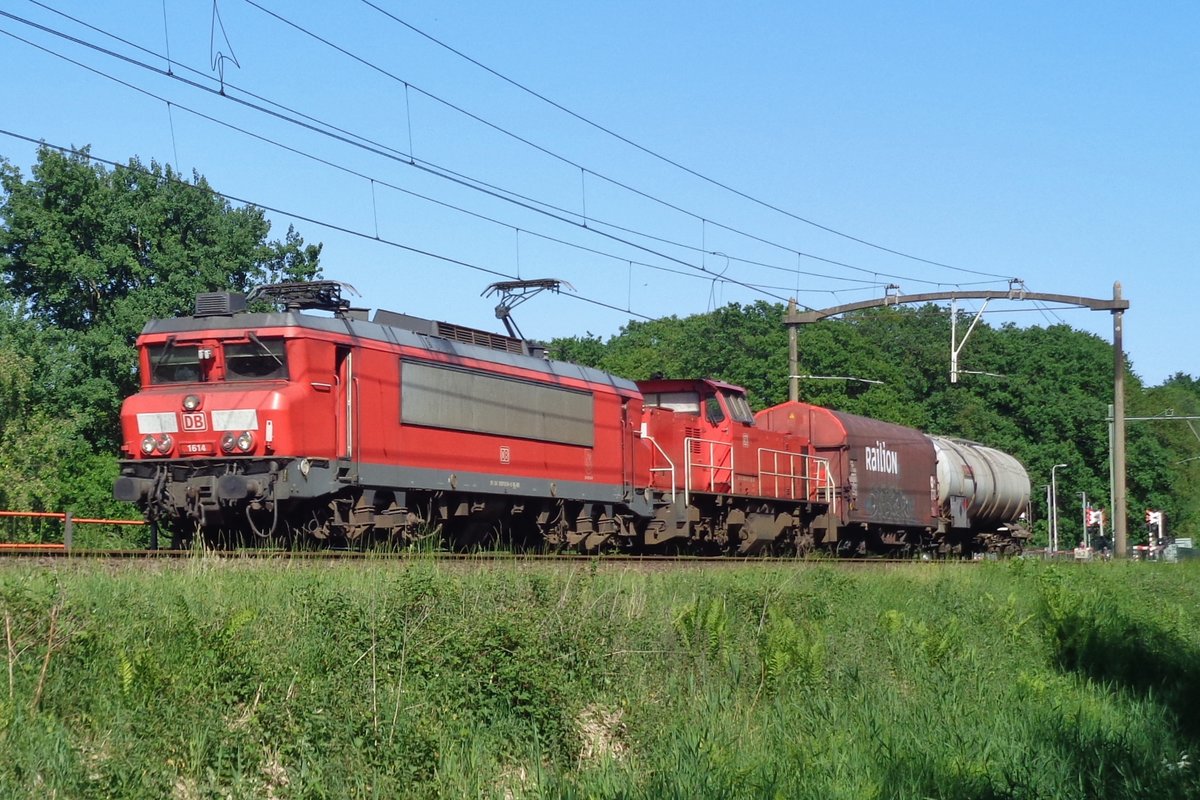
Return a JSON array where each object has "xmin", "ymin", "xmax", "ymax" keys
[{"xmin": 865, "ymin": 440, "xmax": 899, "ymax": 475}]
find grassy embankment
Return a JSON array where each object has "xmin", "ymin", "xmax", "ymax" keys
[{"xmin": 0, "ymin": 557, "xmax": 1197, "ymax": 799}]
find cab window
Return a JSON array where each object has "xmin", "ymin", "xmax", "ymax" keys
[
  {"xmin": 148, "ymin": 343, "xmax": 202, "ymax": 384},
  {"xmin": 225, "ymin": 338, "xmax": 288, "ymax": 381},
  {"xmin": 705, "ymin": 396, "xmax": 726, "ymax": 425},
  {"xmin": 723, "ymin": 392, "xmax": 755, "ymax": 424},
  {"xmin": 643, "ymin": 391, "xmax": 701, "ymax": 414}
]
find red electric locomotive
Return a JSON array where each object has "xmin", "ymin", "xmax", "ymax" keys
[
  {"xmin": 115, "ymin": 282, "xmax": 648, "ymax": 548},
  {"xmin": 114, "ymin": 281, "xmax": 1030, "ymax": 554}
]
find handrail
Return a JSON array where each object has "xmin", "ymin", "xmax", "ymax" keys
[
  {"xmin": 0, "ymin": 510, "xmax": 145, "ymax": 550},
  {"xmin": 756, "ymin": 449, "xmax": 838, "ymax": 513},
  {"xmin": 0, "ymin": 511, "xmax": 144, "ymax": 525},
  {"xmin": 683, "ymin": 437, "xmax": 734, "ymax": 506},
  {"xmin": 640, "ymin": 432, "xmax": 677, "ymax": 504}
]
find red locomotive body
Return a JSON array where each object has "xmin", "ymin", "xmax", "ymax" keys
[
  {"xmin": 636, "ymin": 380, "xmax": 835, "ymax": 553},
  {"xmin": 116, "ymin": 286, "xmax": 647, "ymax": 547},
  {"xmin": 115, "ymin": 282, "xmax": 1029, "ymax": 555}
]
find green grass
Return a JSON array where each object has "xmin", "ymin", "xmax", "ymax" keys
[{"xmin": 0, "ymin": 557, "xmax": 1196, "ymax": 798}]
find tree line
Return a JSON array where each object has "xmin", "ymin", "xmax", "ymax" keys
[
  {"xmin": 2, "ymin": 146, "xmax": 1194, "ymax": 545},
  {"xmin": 0, "ymin": 146, "xmax": 320, "ymax": 522}
]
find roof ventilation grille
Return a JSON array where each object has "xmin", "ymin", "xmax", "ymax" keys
[{"xmin": 195, "ymin": 292, "xmax": 247, "ymax": 316}]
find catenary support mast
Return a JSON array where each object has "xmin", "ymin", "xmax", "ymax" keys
[{"xmin": 1111, "ymin": 282, "xmax": 1127, "ymax": 556}]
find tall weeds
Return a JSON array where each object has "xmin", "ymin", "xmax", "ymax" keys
[{"xmin": 0, "ymin": 559, "xmax": 1195, "ymax": 798}]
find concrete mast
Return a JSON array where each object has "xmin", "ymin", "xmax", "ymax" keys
[{"xmin": 1112, "ymin": 282, "xmax": 1127, "ymax": 556}]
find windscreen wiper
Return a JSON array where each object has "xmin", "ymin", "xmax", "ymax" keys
[
  {"xmin": 247, "ymin": 331, "xmax": 284, "ymax": 367},
  {"xmin": 151, "ymin": 335, "xmax": 177, "ymax": 377}
]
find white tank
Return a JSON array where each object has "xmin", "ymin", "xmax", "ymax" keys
[{"xmin": 930, "ymin": 436, "xmax": 1030, "ymax": 527}]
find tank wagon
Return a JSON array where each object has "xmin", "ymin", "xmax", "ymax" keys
[{"xmin": 114, "ymin": 281, "xmax": 1030, "ymax": 555}]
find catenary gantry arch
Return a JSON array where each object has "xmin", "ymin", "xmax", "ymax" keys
[{"xmin": 783, "ymin": 284, "xmax": 1132, "ymax": 556}]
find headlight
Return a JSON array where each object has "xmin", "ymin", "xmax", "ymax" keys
[
  {"xmin": 236, "ymin": 431, "xmax": 254, "ymax": 452},
  {"xmin": 220, "ymin": 433, "xmax": 236, "ymax": 453},
  {"xmin": 182, "ymin": 394, "xmax": 202, "ymax": 411},
  {"xmin": 141, "ymin": 435, "xmax": 157, "ymax": 455},
  {"xmin": 156, "ymin": 434, "xmax": 173, "ymax": 454}
]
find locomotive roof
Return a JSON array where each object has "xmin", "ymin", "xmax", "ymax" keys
[
  {"xmin": 635, "ymin": 377, "xmax": 749, "ymax": 395},
  {"xmin": 139, "ymin": 310, "xmax": 640, "ymax": 395}
]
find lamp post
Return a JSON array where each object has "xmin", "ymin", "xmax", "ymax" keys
[{"xmin": 1051, "ymin": 464, "xmax": 1068, "ymax": 555}]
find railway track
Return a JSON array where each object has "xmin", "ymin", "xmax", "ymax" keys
[{"xmin": 0, "ymin": 545, "xmax": 985, "ymax": 566}]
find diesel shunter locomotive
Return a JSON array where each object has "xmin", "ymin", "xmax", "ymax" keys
[{"xmin": 114, "ymin": 281, "xmax": 1031, "ymax": 554}]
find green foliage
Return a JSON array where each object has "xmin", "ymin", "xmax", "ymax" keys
[
  {"xmin": 757, "ymin": 609, "xmax": 826, "ymax": 693},
  {"xmin": 554, "ymin": 301, "xmax": 790, "ymax": 408},
  {"xmin": 1038, "ymin": 565, "xmax": 1200, "ymax": 737},
  {"xmin": 0, "ymin": 146, "xmax": 322, "ymax": 521},
  {"xmin": 0, "ymin": 560, "xmax": 1198, "ymax": 798},
  {"xmin": 673, "ymin": 595, "xmax": 731, "ymax": 661}
]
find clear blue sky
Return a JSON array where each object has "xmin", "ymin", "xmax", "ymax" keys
[{"xmin": 1, "ymin": 0, "xmax": 1196, "ymax": 387}]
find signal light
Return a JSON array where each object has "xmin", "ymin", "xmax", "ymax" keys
[
  {"xmin": 236, "ymin": 431, "xmax": 254, "ymax": 452},
  {"xmin": 156, "ymin": 434, "xmax": 173, "ymax": 454},
  {"xmin": 182, "ymin": 394, "xmax": 202, "ymax": 411},
  {"xmin": 220, "ymin": 433, "xmax": 236, "ymax": 453},
  {"xmin": 141, "ymin": 435, "xmax": 157, "ymax": 455}
]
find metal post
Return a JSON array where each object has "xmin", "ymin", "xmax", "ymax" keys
[
  {"xmin": 787, "ymin": 298, "xmax": 799, "ymax": 402},
  {"xmin": 1051, "ymin": 463, "xmax": 1067, "ymax": 555},
  {"xmin": 1043, "ymin": 484, "xmax": 1051, "ymax": 555},
  {"xmin": 63, "ymin": 511, "xmax": 73, "ymax": 550},
  {"xmin": 1112, "ymin": 282, "xmax": 1127, "ymax": 557},
  {"xmin": 950, "ymin": 298, "xmax": 957, "ymax": 384},
  {"xmin": 1079, "ymin": 491, "xmax": 1088, "ymax": 549},
  {"xmin": 1108, "ymin": 402, "xmax": 1115, "ymax": 555}
]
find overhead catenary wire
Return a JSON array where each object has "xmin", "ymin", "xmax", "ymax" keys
[
  {"xmin": 0, "ymin": 128, "xmax": 655, "ymax": 322},
  {"xmin": 9, "ymin": 4, "xmax": 1016, "ymax": 296},
  {"xmin": 240, "ymin": 0, "xmax": 1017, "ymax": 285},
  {"xmin": 355, "ymin": 0, "xmax": 1008, "ymax": 279},
  {"xmin": 0, "ymin": 21, "xmax": 804, "ymax": 308},
  {"xmin": 8, "ymin": 2, "xmax": 1058, "ymax": 335},
  {"xmin": 0, "ymin": 127, "xmax": 1092, "ymax": 333},
  {"xmin": 3, "ymin": 12, "xmax": 822, "ymax": 304},
  {"xmin": 2, "ymin": 20, "xmax": 864, "ymax": 311}
]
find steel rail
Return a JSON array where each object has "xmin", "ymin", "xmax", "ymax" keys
[{"xmin": 0, "ymin": 547, "xmax": 988, "ymax": 565}]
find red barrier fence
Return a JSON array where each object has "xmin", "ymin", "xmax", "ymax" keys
[{"xmin": 0, "ymin": 510, "xmax": 145, "ymax": 550}]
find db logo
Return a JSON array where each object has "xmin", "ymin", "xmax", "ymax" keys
[
  {"xmin": 181, "ymin": 412, "xmax": 208, "ymax": 432},
  {"xmin": 499, "ymin": 446, "xmax": 511, "ymax": 464}
]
